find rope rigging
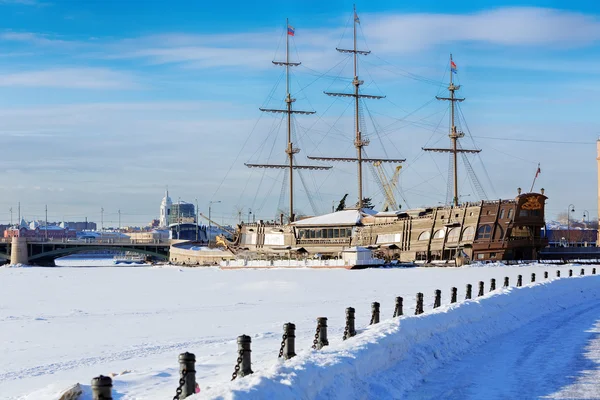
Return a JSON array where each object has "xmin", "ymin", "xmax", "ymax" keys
[{"xmin": 227, "ymin": 10, "xmax": 547, "ymax": 218}]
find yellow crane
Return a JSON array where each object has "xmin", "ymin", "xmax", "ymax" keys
[{"xmin": 373, "ymin": 162, "xmax": 402, "ymax": 211}]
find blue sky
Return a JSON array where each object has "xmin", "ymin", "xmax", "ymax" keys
[{"xmin": 0, "ymin": 0, "xmax": 599, "ymax": 226}]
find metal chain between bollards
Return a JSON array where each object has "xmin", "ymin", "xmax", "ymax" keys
[
  {"xmin": 311, "ymin": 325, "xmax": 321, "ymax": 350},
  {"xmin": 343, "ymin": 322, "xmax": 349, "ymax": 341},
  {"xmin": 231, "ymin": 349, "xmax": 244, "ymax": 381},
  {"xmin": 278, "ymin": 333, "xmax": 288, "ymax": 358},
  {"xmin": 173, "ymin": 368, "xmax": 188, "ymax": 400}
]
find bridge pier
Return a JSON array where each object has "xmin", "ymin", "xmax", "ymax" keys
[{"xmin": 10, "ymin": 237, "xmax": 28, "ymax": 265}]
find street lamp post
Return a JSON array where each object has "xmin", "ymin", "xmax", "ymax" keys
[
  {"xmin": 209, "ymin": 200, "xmax": 221, "ymax": 244},
  {"xmin": 567, "ymin": 204, "xmax": 575, "ymax": 246},
  {"xmin": 195, "ymin": 198, "xmax": 199, "ymax": 242},
  {"xmin": 177, "ymin": 197, "xmax": 181, "ymax": 240},
  {"xmin": 248, "ymin": 208, "xmax": 252, "ymax": 224},
  {"xmin": 583, "ymin": 210, "xmax": 590, "ymax": 229}
]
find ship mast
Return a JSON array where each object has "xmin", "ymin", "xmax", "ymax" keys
[
  {"xmin": 308, "ymin": 5, "xmax": 405, "ymax": 209},
  {"xmin": 245, "ymin": 20, "xmax": 331, "ymax": 223},
  {"xmin": 423, "ymin": 54, "xmax": 480, "ymax": 207}
]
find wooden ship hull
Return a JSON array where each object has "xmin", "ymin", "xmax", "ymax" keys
[{"xmin": 219, "ymin": 192, "xmax": 547, "ymax": 265}]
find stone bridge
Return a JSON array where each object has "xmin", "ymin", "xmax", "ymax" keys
[{"xmin": 0, "ymin": 237, "xmax": 171, "ymax": 265}]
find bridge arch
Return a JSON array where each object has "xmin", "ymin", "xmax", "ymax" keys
[{"xmin": 28, "ymin": 246, "xmax": 168, "ymax": 262}]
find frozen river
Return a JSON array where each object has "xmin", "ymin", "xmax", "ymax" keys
[{"xmin": 0, "ymin": 263, "xmax": 589, "ymax": 399}]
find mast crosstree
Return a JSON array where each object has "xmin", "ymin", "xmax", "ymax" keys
[
  {"xmin": 423, "ymin": 54, "xmax": 481, "ymax": 207},
  {"xmin": 245, "ymin": 19, "xmax": 331, "ymax": 223},
  {"xmin": 308, "ymin": 6, "xmax": 405, "ymax": 209}
]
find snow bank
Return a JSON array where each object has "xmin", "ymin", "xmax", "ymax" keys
[{"xmin": 200, "ymin": 276, "xmax": 600, "ymax": 400}]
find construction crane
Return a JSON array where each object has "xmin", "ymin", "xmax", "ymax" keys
[
  {"xmin": 372, "ymin": 162, "xmax": 402, "ymax": 211},
  {"xmin": 198, "ymin": 213, "xmax": 235, "ymax": 236}
]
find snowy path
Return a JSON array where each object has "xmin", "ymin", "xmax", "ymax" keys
[
  {"xmin": 202, "ymin": 275, "xmax": 600, "ymax": 400},
  {"xmin": 405, "ymin": 299, "xmax": 600, "ymax": 399}
]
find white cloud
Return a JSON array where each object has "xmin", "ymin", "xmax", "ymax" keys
[
  {"xmin": 3, "ymin": 8, "xmax": 600, "ymax": 72},
  {"xmin": 94, "ymin": 8, "xmax": 600, "ymax": 71},
  {"xmin": 0, "ymin": 68, "xmax": 139, "ymax": 89},
  {"xmin": 365, "ymin": 8, "xmax": 600, "ymax": 53}
]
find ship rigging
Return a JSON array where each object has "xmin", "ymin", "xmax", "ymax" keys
[
  {"xmin": 307, "ymin": 5, "xmax": 405, "ymax": 209},
  {"xmin": 422, "ymin": 54, "xmax": 481, "ymax": 207},
  {"xmin": 244, "ymin": 19, "xmax": 332, "ymax": 223}
]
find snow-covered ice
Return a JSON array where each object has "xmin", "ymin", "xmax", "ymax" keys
[{"xmin": 1, "ymin": 264, "xmax": 599, "ymax": 399}]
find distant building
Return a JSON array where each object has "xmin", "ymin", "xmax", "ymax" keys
[
  {"xmin": 159, "ymin": 190, "xmax": 172, "ymax": 228},
  {"xmin": 127, "ymin": 230, "xmax": 170, "ymax": 241},
  {"xmin": 4, "ymin": 224, "xmax": 76, "ymax": 239},
  {"xmin": 169, "ymin": 223, "xmax": 205, "ymax": 241},
  {"xmin": 169, "ymin": 201, "xmax": 196, "ymax": 225},
  {"xmin": 26, "ymin": 220, "xmax": 96, "ymax": 232},
  {"xmin": 544, "ymin": 228, "xmax": 597, "ymax": 247},
  {"xmin": 63, "ymin": 221, "xmax": 97, "ymax": 231},
  {"xmin": 0, "ymin": 224, "xmax": 9, "ymax": 237}
]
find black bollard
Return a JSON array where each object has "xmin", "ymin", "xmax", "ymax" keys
[
  {"xmin": 415, "ymin": 292, "xmax": 424, "ymax": 315},
  {"xmin": 393, "ymin": 297, "xmax": 403, "ymax": 318},
  {"xmin": 177, "ymin": 352, "xmax": 196, "ymax": 399},
  {"xmin": 344, "ymin": 307, "xmax": 356, "ymax": 339},
  {"xmin": 313, "ymin": 317, "xmax": 329, "ymax": 350},
  {"xmin": 517, "ymin": 275, "xmax": 522, "ymax": 287},
  {"xmin": 594, "ymin": 268, "xmax": 597, "ymax": 275},
  {"xmin": 433, "ymin": 289, "xmax": 441, "ymax": 309},
  {"xmin": 490, "ymin": 278, "xmax": 496, "ymax": 291},
  {"xmin": 531, "ymin": 273, "xmax": 536, "ymax": 283},
  {"xmin": 370, "ymin": 302, "xmax": 380, "ymax": 325},
  {"xmin": 91, "ymin": 375, "xmax": 112, "ymax": 400},
  {"xmin": 281, "ymin": 323, "xmax": 296, "ymax": 359},
  {"xmin": 544, "ymin": 271, "xmax": 549, "ymax": 279},
  {"xmin": 557, "ymin": 270, "xmax": 561, "ymax": 278},
  {"xmin": 569, "ymin": 269, "xmax": 573, "ymax": 277},
  {"xmin": 478, "ymin": 281, "xmax": 484, "ymax": 297},
  {"xmin": 451, "ymin": 287, "xmax": 457, "ymax": 303},
  {"xmin": 581, "ymin": 268, "xmax": 585, "ymax": 276},
  {"xmin": 504, "ymin": 277, "xmax": 509, "ymax": 287},
  {"xmin": 466, "ymin": 284, "xmax": 472, "ymax": 300},
  {"xmin": 237, "ymin": 335, "xmax": 253, "ymax": 377}
]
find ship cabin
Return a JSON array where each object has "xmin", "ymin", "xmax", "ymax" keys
[
  {"xmin": 233, "ymin": 192, "xmax": 547, "ymax": 264},
  {"xmin": 292, "ymin": 209, "xmax": 367, "ymax": 255}
]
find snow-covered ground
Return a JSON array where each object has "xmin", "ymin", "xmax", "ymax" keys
[{"xmin": 1, "ymin": 264, "xmax": 599, "ymax": 399}]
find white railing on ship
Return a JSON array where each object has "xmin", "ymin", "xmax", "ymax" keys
[
  {"xmin": 220, "ymin": 258, "xmax": 384, "ymax": 268},
  {"xmin": 222, "ymin": 259, "xmax": 349, "ymax": 268}
]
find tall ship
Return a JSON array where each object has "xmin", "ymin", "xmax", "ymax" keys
[{"xmin": 217, "ymin": 8, "xmax": 547, "ymax": 267}]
